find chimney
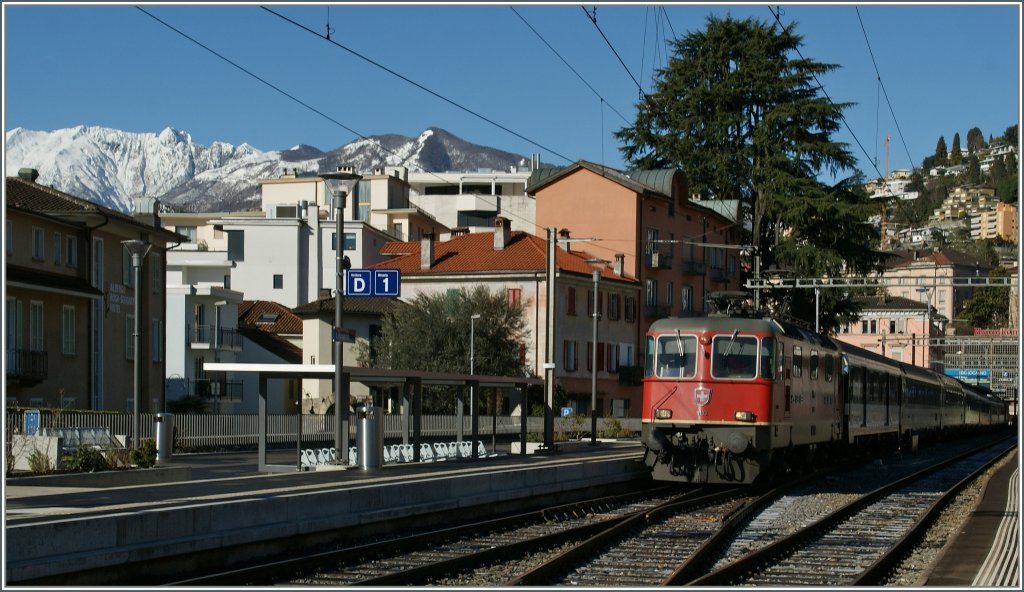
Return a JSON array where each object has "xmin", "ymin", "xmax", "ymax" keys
[
  {"xmin": 493, "ymin": 217, "xmax": 512, "ymax": 250},
  {"xmin": 451, "ymin": 227, "xmax": 470, "ymax": 237},
  {"xmin": 558, "ymin": 228, "xmax": 571, "ymax": 252},
  {"xmin": 319, "ymin": 288, "xmax": 331, "ymax": 300},
  {"xmin": 18, "ymin": 168, "xmax": 39, "ymax": 183},
  {"xmin": 337, "ymin": 165, "xmax": 356, "ymax": 175},
  {"xmin": 614, "ymin": 253, "xmax": 625, "ymax": 277},
  {"xmin": 420, "ymin": 233, "xmax": 435, "ymax": 270}
]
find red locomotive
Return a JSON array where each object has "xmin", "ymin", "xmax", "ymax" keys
[{"xmin": 641, "ymin": 314, "xmax": 1008, "ymax": 484}]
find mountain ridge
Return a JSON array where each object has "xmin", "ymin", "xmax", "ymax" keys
[{"xmin": 5, "ymin": 125, "xmax": 538, "ymax": 213}]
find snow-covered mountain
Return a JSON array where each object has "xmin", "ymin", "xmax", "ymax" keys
[{"xmin": 5, "ymin": 126, "xmax": 537, "ymax": 213}]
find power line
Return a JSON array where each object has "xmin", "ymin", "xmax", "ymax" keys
[
  {"xmin": 510, "ymin": 6, "xmax": 631, "ymax": 126},
  {"xmin": 582, "ymin": 6, "xmax": 646, "ymax": 100},
  {"xmin": 262, "ymin": 6, "xmax": 576, "ymax": 165},
  {"xmin": 855, "ymin": 7, "xmax": 919, "ymax": 172}
]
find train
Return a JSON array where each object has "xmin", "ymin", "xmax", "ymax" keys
[{"xmin": 640, "ymin": 314, "xmax": 1009, "ymax": 484}]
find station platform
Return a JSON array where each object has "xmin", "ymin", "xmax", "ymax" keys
[
  {"xmin": 925, "ymin": 449, "xmax": 1020, "ymax": 587},
  {"xmin": 3, "ymin": 440, "xmax": 649, "ymax": 585}
]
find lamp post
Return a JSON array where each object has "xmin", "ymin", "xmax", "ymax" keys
[
  {"xmin": 470, "ymin": 313, "xmax": 481, "ymax": 446},
  {"xmin": 122, "ymin": 239, "xmax": 151, "ymax": 450},
  {"xmin": 321, "ymin": 169, "xmax": 361, "ymax": 465},
  {"xmin": 584, "ymin": 258, "xmax": 607, "ymax": 446}
]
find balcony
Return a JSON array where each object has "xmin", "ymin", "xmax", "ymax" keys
[
  {"xmin": 190, "ymin": 378, "xmax": 244, "ymax": 401},
  {"xmin": 680, "ymin": 260, "xmax": 706, "ymax": 275},
  {"xmin": 646, "ymin": 252, "xmax": 673, "ymax": 269},
  {"xmin": 6, "ymin": 349, "xmax": 48, "ymax": 385},
  {"xmin": 189, "ymin": 325, "xmax": 243, "ymax": 351},
  {"xmin": 709, "ymin": 266, "xmax": 731, "ymax": 282}
]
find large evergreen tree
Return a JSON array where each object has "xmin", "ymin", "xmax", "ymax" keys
[
  {"xmin": 950, "ymin": 132, "xmax": 963, "ymax": 164},
  {"xmin": 1003, "ymin": 124, "xmax": 1018, "ymax": 147},
  {"xmin": 960, "ymin": 266, "xmax": 1010, "ymax": 328},
  {"xmin": 966, "ymin": 126, "xmax": 986, "ymax": 153},
  {"xmin": 934, "ymin": 136, "xmax": 948, "ymax": 163},
  {"xmin": 966, "ymin": 153, "xmax": 982, "ymax": 184},
  {"xmin": 615, "ymin": 15, "xmax": 884, "ymax": 330}
]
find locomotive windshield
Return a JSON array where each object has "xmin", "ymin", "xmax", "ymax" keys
[
  {"xmin": 644, "ymin": 333, "xmax": 697, "ymax": 378},
  {"xmin": 711, "ymin": 334, "xmax": 759, "ymax": 379}
]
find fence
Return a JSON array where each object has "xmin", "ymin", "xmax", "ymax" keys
[{"xmin": 5, "ymin": 411, "xmax": 640, "ymax": 451}]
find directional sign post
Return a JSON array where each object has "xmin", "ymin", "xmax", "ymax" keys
[{"xmin": 346, "ymin": 269, "xmax": 401, "ymax": 297}]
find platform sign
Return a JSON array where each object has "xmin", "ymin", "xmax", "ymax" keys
[
  {"xmin": 945, "ymin": 368, "xmax": 991, "ymax": 387},
  {"xmin": 24, "ymin": 409, "xmax": 39, "ymax": 436},
  {"xmin": 346, "ymin": 269, "xmax": 401, "ymax": 297},
  {"xmin": 561, "ymin": 407, "xmax": 573, "ymax": 417}
]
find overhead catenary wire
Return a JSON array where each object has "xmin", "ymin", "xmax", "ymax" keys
[
  {"xmin": 511, "ymin": 6, "xmax": 631, "ymax": 126},
  {"xmin": 136, "ymin": 6, "xmax": 738, "ymax": 267},
  {"xmin": 262, "ymin": 6, "xmax": 575, "ymax": 165},
  {"xmin": 855, "ymin": 7, "xmax": 918, "ymax": 172}
]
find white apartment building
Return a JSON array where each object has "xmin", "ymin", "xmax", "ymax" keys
[{"xmin": 406, "ymin": 166, "xmax": 536, "ymax": 235}]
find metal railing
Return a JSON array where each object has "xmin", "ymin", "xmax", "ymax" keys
[
  {"xmin": 189, "ymin": 325, "xmax": 243, "ymax": 350},
  {"xmin": 5, "ymin": 410, "xmax": 641, "ymax": 451},
  {"xmin": 6, "ymin": 350, "xmax": 48, "ymax": 383}
]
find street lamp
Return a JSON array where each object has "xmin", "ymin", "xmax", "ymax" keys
[
  {"xmin": 470, "ymin": 313, "xmax": 481, "ymax": 447},
  {"xmin": 122, "ymin": 239, "xmax": 152, "ymax": 450},
  {"xmin": 584, "ymin": 258, "xmax": 607, "ymax": 446},
  {"xmin": 321, "ymin": 169, "xmax": 361, "ymax": 465}
]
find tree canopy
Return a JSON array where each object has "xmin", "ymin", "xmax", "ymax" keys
[
  {"xmin": 614, "ymin": 15, "xmax": 885, "ymax": 331},
  {"xmin": 360, "ymin": 286, "xmax": 530, "ymax": 412},
  {"xmin": 959, "ymin": 266, "xmax": 1010, "ymax": 328},
  {"xmin": 966, "ymin": 126, "xmax": 986, "ymax": 153}
]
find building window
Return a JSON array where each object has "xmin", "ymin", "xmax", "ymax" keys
[
  {"xmin": 125, "ymin": 315, "xmax": 135, "ymax": 360},
  {"xmin": 681, "ymin": 286, "xmax": 693, "ymax": 314},
  {"xmin": 66, "ymin": 236, "xmax": 78, "ymax": 267},
  {"xmin": 53, "ymin": 232, "xmax": 62, "ymax": 265},
  {"xmin": 62, "ymin": 305, "xmax": 75, "ymax": 355},
  {"xmin": 607, "ymin": 343, "xmax": 620, "ymax": 372},
  {"xmin": 122, "ymin": 249, "xmax": 134, "ymax": 288},
  {"xmin": 666, "ymin": 281, "xmax": 674, "ymax": 308},
  {"xmin": 889, "ymin": 320, "xmax": 897, "ymax": 334},
  {"xmin": 625, "ymin": 296, "xmax": 636, "ymax": 323},
  {"xmin": 29, "ymin": 301, "xmax": 44, "ymax": 351},
  {"xmin": 645, "ymin": 279, "xmax": 658, "ymax": 307},
  {"xmin": 273, "ymin": 274, "xmax": 284, "ymax": 289},
  {"xmin": 176, "ymin": 226, "xmax": 197, "ymax": 243},
  {"xmin": 32, "ymin": 227, "xmax": 45, "ymax": 260},
  {"xmin": 567, "ymin": 287, "xmax": 577, "ymax": 316},
  {"xmin": 224, "ymin": 274, "xmax": 231, "ymax": 289},
  {"xmin": 645, "ymin": 227, "xmax": 658, "ymax": 255},
  {"xmin": 563, "ymin": 339, "xmax": 578, "ymax": 371},
  {"xmin": 392, "ymin": 223, "xmax": 404, "ymax": 241},
  {"xmin": 609, "ymin": 294, "xmax": 621, "ymax": 321},
  {"xmin": 345, "ymin": 233, "xmax": 357, "ymax": 250},
  {"xmin": 152, "ymin": 319, "xmax": 162, "ymax": 363},
  {"xmin": 507, "ymin": 288, "xmax": 522, "ymax": 308},
  {"xmin": 227, "ymin": 230, "xmax": 245, "ymax": 261}
]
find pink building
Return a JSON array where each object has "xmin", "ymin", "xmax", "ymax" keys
[{"xmin": 836, "ymin": 295, "xmax": 944, "ymax": 370}]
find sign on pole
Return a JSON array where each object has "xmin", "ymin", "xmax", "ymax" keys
[{"xmin": 346, "ymin": 269, "xmax": 401, "ymax": 297}]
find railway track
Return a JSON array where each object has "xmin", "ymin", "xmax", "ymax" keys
[
  {"xmin": 688, "ymin": 438, "xmax": 1016, "ymax": 586},
  {"xmin": 169, "ymin": 483, "xmax": 681, "ymax": 586}
]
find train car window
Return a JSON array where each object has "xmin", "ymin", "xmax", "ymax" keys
[
  {"xmin": 761, "ymin": 337, "xmax": 776, "ymax": 380},
  {"xmin": 778, "ymin": 343, "xmax": 785, "ymax": 377},
  {"xmin": 810, "ymin": 351, "xmax": 819, "ymax": 380},
  {"xmin": 711, "ymin": 334, "xmax": 758, "ymax": 379},
  {"xmin": 824, "ymin": 354, "xmax": 834, "ymax": 382},
  {"xmin": 793, "ymin": 346, "xmax": 803, "ymax": 378},
  {"xmin": 644, "ymin": 336, "xmax": 654, "ymax": 377},
  {"xmin": 655, "ymin": 334, "xmax": 697, "ymax": 378}
]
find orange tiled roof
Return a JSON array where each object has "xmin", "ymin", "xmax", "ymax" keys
[
  {"xmin": 371, "ymin": 230, "xmax": 638, "ymax": 283},
  {"xmin": 238, "ymin": 300, "xmax": 304, "ymax": 334}
]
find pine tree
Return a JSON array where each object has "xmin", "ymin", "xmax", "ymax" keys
[
  {"xmin": 950, "ymin": 133, "xmax": 963, "ymax": 164},
  {"xmin": 935, "ymin": 136, "xmax": 948, "ymax": 163},
  {"xmin": 967, "ymin": 153, "xmax": 982, "ymax": 184},
  {"xmin": 966, "ymin": 127, "xmax": 985, "ymax": 153},
  {"xmin": 615, "ymin": 16, "xmax": 885, "ymax": 330}
]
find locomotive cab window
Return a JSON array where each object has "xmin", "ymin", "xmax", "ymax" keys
[
  {"xmin": 711, "ymin": 333, "xmax": 758, "ymax": 379},
  {"xmin": 654, "ymin": 333, "xmax": 697, "ymax": 378},
  {"xmin": 761, "ymin": 337, "xmax": 776, "ymax": 380},
  {"xmin": 810, "ymin": 351, "xmax": 819, "ymax": 380},
  {"xmin": 793, "ymin": 346, "xmax": 803, "ymax": 378}
]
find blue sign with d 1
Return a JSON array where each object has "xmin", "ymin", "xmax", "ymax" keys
[{"xmin": 346, "ymin": 269, "xmax": 401, "ymax": 297}]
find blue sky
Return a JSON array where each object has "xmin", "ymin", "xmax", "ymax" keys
[{"xmin": 3, "ymin": 2, "xmax": 1020, "ymax": 180}]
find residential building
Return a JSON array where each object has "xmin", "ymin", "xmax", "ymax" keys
[
  {"xmin": 371, "ymin": 219, "xmax": 643, "ymax": 417},
  {"xmin": 406, "ymin": 165, "xmax": 536, "ymax": 234},
  {"xmin": 835, "ymin": 295, "xmax": 943, "ymax": 370},
  {"xmin": 970, "ymin": 201, "xmax": 1017, "ymax": 243},
  {"xmin": 5, "ymin": 170, "xmax": 182, "ymax": 412},
  {"xmin": 223, "ymin": 300, "xmax": 303, "ymax": 414},
  {"xmin": 527, "ymin": 160, "xmax": 743, "ymax": 338},
  {"xmin": 164, "ymin": 242, "xmax": 244, "ymax": 408},
  {"xmin": 877, "ymin": 248, "xmax": 991, "ymax": 323}
]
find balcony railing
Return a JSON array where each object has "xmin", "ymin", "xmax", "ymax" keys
[
  {"xmin": 189, "ymin": 325, "xmax": 243, "ymax": 351},
  {"xmin": 6, "ymin": 349, "xmax": 48, "ymax": 385},
  {"xmin": 709, "ymin": 266, "xmax": 731, "ymax": 282},
  {"xmin": 645, "ymin": 252, "xmax": 673, "ymax": 269},
  {"xmin": 190, "ymin": 378, "xmax": 244, "ymax": 401},
  {"xmin": 680, "ymin": 260, "xmax": 706, "ymax": 275}
]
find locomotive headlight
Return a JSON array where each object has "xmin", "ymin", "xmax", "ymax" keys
[
  {"xmin": 655, "ymin": 409, "xmax": 673, "ymax": 419},
  {"xmin": 734, "ymin": 410, "xmax": 756, "ymax": 422}
]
